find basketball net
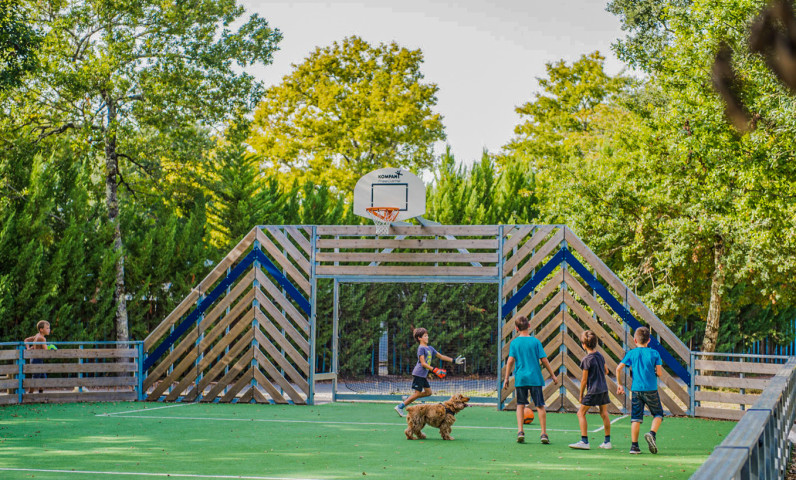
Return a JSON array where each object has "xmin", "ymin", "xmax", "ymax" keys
[{"xmin": 366, "ymin": 207, "xmax": 399, "ymax": 235}]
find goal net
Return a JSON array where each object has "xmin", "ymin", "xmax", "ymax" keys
[{"xmin": 329, "ymin": 282, "xmax": 499, "ymax": 399}]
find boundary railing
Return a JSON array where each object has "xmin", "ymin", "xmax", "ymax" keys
[
  {"xmin": 691, "ymin": 352, "xmax": 791, "ymax": 420},
  {"xmin": 691, "ymin": 357, "xmax": 796, "ymax": 479},
  {"xmin": 0, "ymin": 341, "xmax": 144, "ymax": 405}
]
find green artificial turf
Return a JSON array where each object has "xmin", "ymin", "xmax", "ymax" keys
[{"xmin": 0, "ymin": 401, "xmax": 736, "ymax": 480}]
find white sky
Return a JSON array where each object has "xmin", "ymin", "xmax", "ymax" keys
[{"xmin": 240, "ymin": 0, "xmax": 627, "ymax": 167}]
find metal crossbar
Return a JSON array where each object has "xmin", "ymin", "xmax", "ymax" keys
[{"xmin": 691, "ymin": 357, "xmax": 796, "ymax": 479}]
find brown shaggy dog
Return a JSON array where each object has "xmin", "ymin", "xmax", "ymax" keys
[{"xmin": 404, "ymin": 394, "xmax": 470, "ymax": 440}]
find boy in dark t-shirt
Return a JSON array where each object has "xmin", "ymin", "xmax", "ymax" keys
[
  {"xmin": 394, "ymin": 327, "xmax": 464, "ymax": 417},
  {"xmin": 569, "ymin": 330, "xmax": 612, "ymax": 450}
]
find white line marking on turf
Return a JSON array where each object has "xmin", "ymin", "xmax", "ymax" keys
[
  {"xmin": 97, "ymin": 402, "xmax": 195, "ymax": 417},
  {"xmin": 98, "ymin": 414, "xmax": 582, "ymax": 432},
  {"xmin": 0, "ymin": 468, "xmax": 322, "ymax": 480},
  {"xmin": 590, "ymin": 415, "xmax": 629, "ymax": 432}
]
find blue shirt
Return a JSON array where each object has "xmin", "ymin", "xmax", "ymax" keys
[
  {"xmin": 412, "ymin": 345, "xmax": 437, "ymax": 377},
  {"xmin": 621, "ymin": 347, "xmax": 662, "ymax": 392},
  {"xmin": 508, "ymin": 335, "xmax": 547, "ymax": 387}
]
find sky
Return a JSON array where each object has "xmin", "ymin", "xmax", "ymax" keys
[{"xmin": 239, "ymin": 0, "xmax": 628, "ymax": 167}]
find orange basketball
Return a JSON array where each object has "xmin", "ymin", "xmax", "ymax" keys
[{"xmin": 523, "ymin": 409, "xmax": 535, "ymax": 424}]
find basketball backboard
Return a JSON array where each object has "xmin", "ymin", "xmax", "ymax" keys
[{"xmin": 353, "ymin": 167, "xmax": 425, "ymax": 222}]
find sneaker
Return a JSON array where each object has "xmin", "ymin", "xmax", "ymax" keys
[
  {"xmin": 644, "ymin": 432, "xmax": 658, "ymax": 454},
  {"xmin": 599, "ymin": 441, "xmax": 613, "ymax": 449},
  {"xmin": 568, "ymin": 441, "xmax": 590, "ymax": 450},
  {"xmin": 394, "ymin": 404, "xmax": 406, "ymax": 417},
  {"xmin": 517, "ymin": 431, "xmax": 525, "ymax": 443},
  {"xmin": 629, "ymin": 445, "xmax": 642, "ymax": 454},
  {"xmin": 540, "ymin": 434, "xmax": 550, "ymax": 444}
]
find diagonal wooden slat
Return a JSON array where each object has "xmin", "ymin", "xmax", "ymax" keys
[
  {"xmin": 264, "ymin": 226, "xmax": 311, "ymax": 275},
  {"xmin": 562, "ymin": 312, "xmax": 621, "ymax": 370},
  {"xmin": 254, "ymin": 288, "xmax": 310, "ymax": 355},
  {"xmin": 202, "ymin": 350, "xmax": 253, "ymax": 402},
  {"xmin": 252, "ymin": 369, "xmax": 288, "ymax": 404},
  {"xmin": 503, "ymin": 286, "xmax": 564, "ymax": 338},
  {"xmin": 255, "ymin": 269, "xmax": 310, "ymax": 334},
  {"xmin": 158, "ymin": 309, "xmax": 255, "ymax": 401},
  {"xmin": 220, "ymin": 369, "xmax": 253, "ymax": 403},
  {"xmin": 502, "ymin": 270, "xmax": 562, "ymax": 330},
  {"xmin": 536, "ymin": 311, "xmax": 563, "ymax": 344},
  {"xmin": 503, "ymin": 225, "xmax": 555, "ymax": 273},
  {"xmin": 256, "ymin": 228, "xmax": 311, "ymax": 294},
  {"xmin": 163, "ymin": 308, "xmax": 255, "ymax": 402},
  {"xmin": 564, "ymin": 227, "xmax": 689, "ymax": 364},
  {"xmin": 501, "ymin": 225, "xmax": 534, "ymax": 256},
  {"xmin": 145, "ymin": 228, "xmax": 257, "ymax": 350},
  {"xmin": 253, "ymin": 349, "xmax": 306, "ymax": 404},
  {"xmin": 284, "ymin": 226, "xmax": 312, "ymax": 256},
  {"xmin": 144, "ymin": 284, "xmax": 255, "ymax": 392},
  {"xmin": 254, "ymin": 310, "xmax": 309, "ymax": 376},
  {"xmin": 253, "ymin": 315, "xmax": 310, "ymax": 388},
  {"xmin": 503, "ymin": 228, "xmax": 565, "ymax": 296},
  {"xmin": 562, "ymin": 295, "xmax": 625, "ymax": 359},
  {"xmin": 250, "ymin": 383, "xmax": 272, "ymax": 404},
  {"xmin": 239, "ymin": 387, "xmax": 254, "ymax": 404},
  {"xmin": 182, "ymin": 327, "xmax": 254, "ymax": 402},
  {"xmin": 563, "ymin": 271, "xmax": 625, "ymax": 338}
]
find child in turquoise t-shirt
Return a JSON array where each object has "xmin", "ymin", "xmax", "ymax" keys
[
  {"xmin": 616, "ymin": 326, "xmax": 663, "ymax": 455},
  {"xmin": 502, "ymin": 315, "xmax": 558, "ymax": 444}
]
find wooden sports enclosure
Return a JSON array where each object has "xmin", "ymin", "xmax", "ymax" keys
[
  {"xmin": 132, "ymin": 222, "xmax": 782, "ymax": 419},
  {"xmin": 3, "ymin": 223, "xmax": 788, "ymax": 421}
]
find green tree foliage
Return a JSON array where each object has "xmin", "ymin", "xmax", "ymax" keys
[
  {"xmin": 0, "ymin": 0, "xmax": 41, "ymax": 90},
  {"xmin": 427, "ymin": 148, "xmax": 539, "ymax": 225},
  {"xmin": 604, "ymin": 0, "xmax": 796, "ymax": 351},
  {"xmin": 0, "ymin": 136, "xmax": 115, "ymax": 341},
  {"xmin": 7, "ymin": 0, "xmax": 281, "ymax": 341},
  {"xmin": 250, "ymin": 36, "xmax": 446, "ymax": 193}
]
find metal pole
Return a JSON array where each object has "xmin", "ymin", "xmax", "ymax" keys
[
  {"xmin": 496, "ymin": 225, "xmax": 505, "ymax": 411},
  {"xmin": 308, "ymin": 225, "xmax": 317, "ymax": 405},
  {"xmin": 332, "ymin": 278, "xmax": 340, "ymax": 403}
]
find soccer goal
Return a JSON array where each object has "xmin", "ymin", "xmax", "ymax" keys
[{"xmin": 322, "ymin": 282, "xmax": 500, "ymax": 402}]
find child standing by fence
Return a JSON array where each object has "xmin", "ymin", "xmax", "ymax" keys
[
  {"xmin": 569, "ymin": 330, "xmax": 612, "ymax": 450},
  {"xmin": 616, "ymin": 326, "xmax": 663, "ymax": 454},
  {"xmin": 23, "ymin": 320, "xmax": 52, "ymax": 393}
]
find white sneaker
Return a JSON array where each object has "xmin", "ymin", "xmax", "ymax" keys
[
  {"xmin": 568, "ymin": 441, "xmax": 590, "ymax": 450},
  {"xmin": 599, "ymin": 441, "xmax": 613, "ymax": 449},
  {"xmin": 394, "ymin": 404, "xmax": 406, "ymax": 417}
]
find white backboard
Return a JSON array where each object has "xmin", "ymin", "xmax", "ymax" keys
[{"xmin": 353, "ymin": 167, "xmax": 426, "ymax": 222}]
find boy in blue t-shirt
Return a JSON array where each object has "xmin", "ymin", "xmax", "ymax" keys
[
  {"xmin": 616, "ymin": 326, "xmax": 663, "ymax": 455},
  {"xmin": 394, "ymin": 327, "xmax": 464, "ymax": 417},
  {"xmin": 502, "ymin": 315, "xmax": 558, "ymax": 444}
]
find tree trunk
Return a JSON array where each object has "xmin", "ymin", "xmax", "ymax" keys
[
  {"xmin": 701, "ymin": 237, "xmax": 725, "ymax": 353},
  {"xmin": 102, "ymin": 92, "xmax": 129, "ymax": 342}
]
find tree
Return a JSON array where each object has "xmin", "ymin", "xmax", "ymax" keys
[
  {"xmin": 606, "ymin": 0, "xmax": 796, "ymax": 352},
  {"xmin": 10, "ymin": 0, "xmax": 282, "ymax": 340},
  {"xmin": 0, "ymin": 0, "xmax": 41, "ymax": 90},
  {"xmin": 204, "ymin": 120, "xmax": 289, "ymax": 251},
  {"xmin": 250, "ymin": 36, "xmax": 446, "ymax": 193}
]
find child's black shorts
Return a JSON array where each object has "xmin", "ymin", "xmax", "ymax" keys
[
  {"xmin": 515, "ymin": 386, "xmax": 545, "ymax": 407},
  {"xmin": 411, "ymin": 375, "xmax": 431, "ymax": 391},
  {"xmin": 582, "ymin": 391, "xmax": 610, "ymax": 406}
]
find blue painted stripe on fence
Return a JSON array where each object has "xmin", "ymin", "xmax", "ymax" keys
[
  {"xmin": 563, "ymin": 249, "xmax": 691, "ymax": 384},
  {"xmin": 253, "ymin": 249, "xmax": 311, "ymax": 315},
  {"xmin": 143, "ymin": 250, "xmax": 257, "ymax": 371},
  {"xmin": 501, "ymin": 249, "xmax": 565, "ymax": 318}
]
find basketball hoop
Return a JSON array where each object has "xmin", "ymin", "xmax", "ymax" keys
[{"xmin": 366, "ymin": 207, "xmax": 399, "ymax": 235}]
